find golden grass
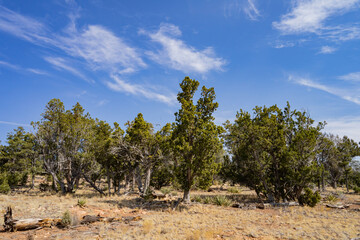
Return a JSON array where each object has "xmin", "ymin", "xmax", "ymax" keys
[{"xmin": 0, "ymin": 185, "xmax": 359, "ymax": 239}]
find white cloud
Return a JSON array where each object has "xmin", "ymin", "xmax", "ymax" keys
[
  {"xmin": 106, "ymin": 75, "xmax": 177, "ymax": 105},
  {"xmin": 44, "ymin": 57, "xmax": 93, "ymax": 83},
  {"xmin": 289, "ymin": 75, "xmax": 360, "ymax": 105},
  {"xmin": 273, "ymin": 0, "xmax": 360, "ymax": 34},
  {"xmin": 0, "ymin": 120, "xmax": 31, "ymax": 127},
  {"xmin": 223, "ymin": 0, "xmax": 261, "ymax": 21},
  {"xmin": 0, "ymin": 6, "xmax": 146, "ymax": 77},
  {"xmin": 0, "ymin": 60, "xmax": 19, "ymax": 69},
  {"xmin": 319, "ymin": 46, "xmax": 337, "ymax": 54},
  {"xmin": 243, "ymin": 0, "xmax": 261, "ymax": 21},
  {"xmin": 0, "ymin": 60, "xmax": 48, "ymax": 75},
  {"xmin": 58, "ymin": 25, "xmax": 146, "ymax": 74},
  {"xmin": 142, "ymin": 23, "xmax": 226, "ymax": 75},
  {"xmin": 324, "ymin": 116, "xmax": 360, "ymax": 142},
  {"xmin": 338, "ymin": 72, "xmax": 360, "ymax": 82},
  {"xmin": 0, "ymin": 6, "xmax": 55, "ymax": 45},
  {"xmin": 26, "ymin": 68, "xmax": 48, "ymax": 75}
]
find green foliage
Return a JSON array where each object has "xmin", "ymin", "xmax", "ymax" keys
[
  {"xmin": 172, "ymin": 77, "xmax": 223, "ymax": 202},
  {"xmin": 227, "ymin": 187, "xmax": 241, "ymax": 194},
  {"xmin": 77, "ymin": 199, "xmax": 87, "ymax": 208},
  {"xmin": 191, "ymin": 195, "xmax": 203, "ymax": 203},
  {"xmin": 0, "ymin": 174, "xmax": 11, "ymax": 194},
  {"xmin": 160, "ymin": 186, "xmax": 174, "ymax": 195},
  {"xmin": 225, "ymin": 102, "xmax": 324, "ymax": 203},
  {"xmin": 212, "ymin": 195, "xmax": 233, "ymax": 206},
  {"xmin": 353, "ymin": 186, "xmax": 360, "ymax": 194},
  {"xmin": 0, "ymin": 127, "xmax": 38, "ymax": 189},
  {"xmin": 191, "ymin": 195, "xmax": 233, "ymax": 206},
  {"xmin": 323, "ymin": 194, "xmax": 338, "ymax": 203},
  {"xmin": 61, "ymin": 210, "xmax": 72, "ymax": 226},
  {"xmin": 298, "ymin": 188, "xmax": 321, "ymax": 207}
]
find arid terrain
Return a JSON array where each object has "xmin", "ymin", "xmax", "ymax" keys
[{"xmin": 0, "ymin": 181, "xmax": 359, "ymax": 240}]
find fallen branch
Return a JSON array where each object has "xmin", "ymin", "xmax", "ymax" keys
[
  {"xmin": 326, "ymin": 204, "xmax": 350, "ymax": 209},
  {"xmin": 3, "ymin": 207, "xmax": 61, "ymax": 232}
]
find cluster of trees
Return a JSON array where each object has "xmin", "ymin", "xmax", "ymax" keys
[
  {"xmin": 0, "ymin": 77, "xmax": 359, "ymax": 205},
  {"xmin": 220, "ymin": 103, "xmax": 360, "ymax": 203}
]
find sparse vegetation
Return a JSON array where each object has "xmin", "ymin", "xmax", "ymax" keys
[
  {"xmin": 227, "ymin": 187, "xmax": 241, "ymax": 193},
  {"xmin": 61, "ymin": 210, "xmax": 72, "ymax": 227},
  {"xmin": 0, "ymin": 78, "xmax": 359, "ymax": 239},
  {"xmin": 77, "ymin": 199, "xmax": 87, "ymax": 208},
  {"xmin": 299, "ymin": 188, "xmax": 321, "ymax": 207}
]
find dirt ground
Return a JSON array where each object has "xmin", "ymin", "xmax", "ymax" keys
[{"xmin": 0, "ymin": 183, "xmax": 359, "ymax": 240}]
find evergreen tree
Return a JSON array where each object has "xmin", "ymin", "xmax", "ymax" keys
[
  {"xmin": 226, "ymin": 102, "xmax": 323, "ymax": 203},
  {"xmin": 172, "ymin": 77, "xmax": 223, "ymax": 203}
]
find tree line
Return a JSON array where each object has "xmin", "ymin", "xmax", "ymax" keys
[{"xmin": 0, "ymin": 77, "xmax": 359, "ymax": 205}]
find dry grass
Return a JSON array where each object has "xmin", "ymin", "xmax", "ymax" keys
[{"xmin": 0, "ymin": 184, "xmax": 359, "ymax": 239}]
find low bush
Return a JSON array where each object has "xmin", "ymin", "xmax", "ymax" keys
[
  {"xmin": 61, "ymin": 210, "xmax": 72, "ymax": 227},
  {"xmin": 298, "ymin": 188, "xmax": 321, "ymax": 207},
  {"xmin": 77, "ymin": 199, "xmax": 86, "ymax": 208},
  {"xmin": 212, "ymin": 195, "xmax": 233, "ymax": 207}
]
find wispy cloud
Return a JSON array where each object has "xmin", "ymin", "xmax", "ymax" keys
[
  {"xmin": 142, "ymin": 23, "xmax": 226, "ymax": 75},
  {"xmin": 0, "ymin": 60, "xmax": 48, "ymax": 75},
  {"xmin": 0, "ymin": 6, "xmax": 145, "ymax": 79},
  {"xmin": 273, "ymin": 0, "xmax": 360, "ymax": 42},
  {"xmin": 106, "ymin": 75, "xmax": 176, "ymax": 105},
  {"xmin": 0, "ymin": 5, "xmax": 223, "ymax": 104},
  {"xmin": 223, "ymin": 0, "xmax": 261, "ymax": 21},
  {"xmin": 289, "ymin": 74, "xmax": 360, "ymax": 105},
  {"xmin": 26, "ymin": 68, "xmax": 48, "ymax": 75},
  {"xmin": 0, "ymin": 6, "xmax": 54, "ymax": 45},
  {"xmin": 243, "ymin": 0, "xmax": 261, "ymax": 21},
  {"xmin": 0, "ymin": 120, "xmax": 31, "ymax": 127},
  {"xmin": 319, "ymin": 45, "xmax": 337, "ymax": 54},
  {"xmin": 338, "ymin": 72, "xmax": 360, "ymax": 82},
  {"xmin": 324, "ymin": 116, "xmax": 360, "ymax": 142},
  {"xmin": 0, "ymin": 60, "xmax": 19, "ymax": 69},
  {"xmin": 44, "ymin": 57, "xmax": 93, "ymax": 83},
  {"xmin": 58, "ymin": 25, "xmax": 146, "ymax": 74}
]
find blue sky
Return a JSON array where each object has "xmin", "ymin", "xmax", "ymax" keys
[{"xmin": 0, "ymin": 0, "xmax": 360, "ymax": 143}]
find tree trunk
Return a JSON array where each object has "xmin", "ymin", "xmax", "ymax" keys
[
  {"xmin": 125, "ymin": 174, "xmax": 130, "ymax": 191},
  {"xmin": 51, "ymin": 173, "xmax": 66, "ymax": 194},
  {"xmin": 4, "ymin": 207, "xmax": 61, "ymax": 232},
  {"xmin": 30, "ymin": 174, "xmax": 35, "ymax": 190},
  {"xmin": 82, "ymin": 173, "xmax": 105, "ymax": 195},
  {"xmin": 132, "ymin": 171, "xmax": 136, "ymax": 191},
  {"xmin": 107, "ymin": 166, "xmax": 111, "ymax": 196},
  {"xmin": 136, "ymin": 166, "xmax": 143, "ymax": 192},
  {"xmin": 143, "ymin": 167, "xmax": 152, "ymax": 194},
  {"xmin": 321, "ymin": 171, "xmax": 325, "ymax": 191},
  {"xmin": 183, "ymin": 189, "xmax": 191, "ymax": 203},
  {"xmin": 345, "ymin": 171, "xmax": 349, "ymax": 193}
]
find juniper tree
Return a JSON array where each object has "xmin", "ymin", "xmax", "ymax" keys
[
  {"xmin": 172, "ymin": 77, "xmax": 223, "ymax": 203},
  {"xmin": 226, "ymin": 102, "xmax": 323, "ymax": 203}
]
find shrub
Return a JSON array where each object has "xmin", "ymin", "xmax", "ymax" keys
[
  {"xmin": 160, "ymin": 187, "xmax": 173, "ymax": 195},
  {"xmin": 191, "ymin": 195, "xmax": 202, "ymax": 203},
  {"xmin": 203, "ymin": 196, "xmax": 212, "ymax": 204},
  {"xmin": 323, "ymin": 194, "xmax": 338, "ymax": 203},
  {"xmin": 77, "ymin": 199, "xmax": 86, "ymax": 208},
  {"xmin": 227, "ymin": 187, "xmax": 240, "ymax": 193},
  {"xmin": 353, "ymin": 186, "xmax": 360, "ymax": 194},
  {"xmin": 61, "ymin": 210, "xmax": 72, "ymax": 227},
  {"xmin": 212, "ymin": 195, "xmax": 233, "ymax": 207},
  {"xmin": 298, "ymin": 188, "xmax": 321, "ymax": 207},
  {"xmin": 0, "ymin": 180, "xmax": 11, "ymax": 194}
]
